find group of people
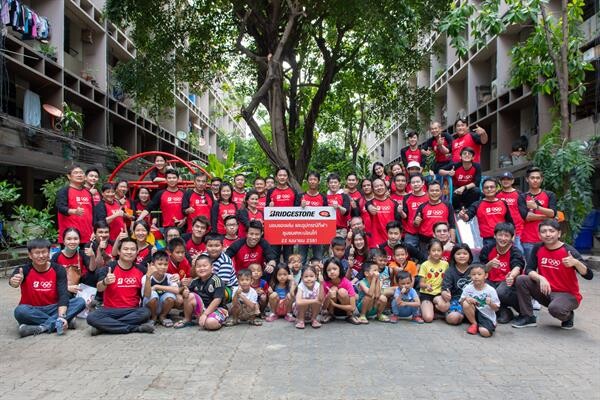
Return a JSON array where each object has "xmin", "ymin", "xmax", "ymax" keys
[{"xmin": 9, "ymin": 119, "xmax": 594, "ymax": 338}]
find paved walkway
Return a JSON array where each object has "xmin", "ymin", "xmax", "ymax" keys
[{"xmin": 0, "ymin": 278, "xmax": 598, "ymax": 400}]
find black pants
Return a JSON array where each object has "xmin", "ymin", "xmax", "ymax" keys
[
  {"xmin": 87, "ymin": 307, "xmax": 150, "ymax": 334},
  {"xmin": 487, "ymin": 280, "xmax": 519, "ymax": 313},
  {"xmin": 515, "ymin": 275, "xmax": 578, "ymax": 320},
  {"xmin": 452, "ymin": 187, "xmax": 481, "ymax": 210}
]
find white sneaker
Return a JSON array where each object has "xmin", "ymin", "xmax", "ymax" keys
[{"xmin": 532, "ymin": 299, "xmax": 541, "ymax": 310}]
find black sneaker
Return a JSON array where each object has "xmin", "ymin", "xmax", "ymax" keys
[
  {"xmin": 68, "ymin": 319, "xmax": 77, "ymax": 330},
  {"xmin": 18, "ymin": 324, "xmax": 46, "ymax": 337},
  {"xmin": 137, "ymin": 322, "xmax": 156, "ymax": 334},
  {"xmin": 90, "ymin": 326, "xmax": 101, "ymax": 336},
  {"xmin": 512, "ymin": 315, "xmax": 537, "ymax": 328},
  {"xmin": 497, "ymin": 308, "xmax": 514, "ymax": 324},
  {"xmin": 561, "ymin": 313, "xmax": 574, "ymax": 330}
]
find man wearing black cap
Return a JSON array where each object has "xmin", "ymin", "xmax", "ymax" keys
[{"xmin": 496, "ymin": 172, "xmax": 525, "ymax": 253}]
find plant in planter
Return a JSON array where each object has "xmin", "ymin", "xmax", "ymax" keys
[
  {"xmin": 0, "ymin": 181, "xmax": 21, "ymax": 244},
  {"xmin": 60, "ymin": 102, "xmax": 83, "ymax": 136},
  {"xmin": 107, "ymin": 145, "xmax": 129, "ymax": 170},
  {"xmin": 6, "ymin": 205, "xmax": 57, "ymax": 245},
  {"xmin": 38, "ymin": 43, "xmax": 57, "ymax": 61}
]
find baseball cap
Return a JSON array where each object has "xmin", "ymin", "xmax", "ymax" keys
[
  {"xmin": 499, "ymin": 171, "xmax": 514, "ymax": 179},
  {"xmin": 406, "ymin": 161, "xmax": 421, "ymax": 170}
]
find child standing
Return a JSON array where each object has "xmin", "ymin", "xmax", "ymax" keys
[
  {"xmin": 321, "ymin": 258, "xmax": 360, "ymax": 324},
  {"xmin": 266, "ymin": 264, "xmax": 296, "ymax": 322},
  {"xmin": 226, "ymin": 269, "xmax": 262, "ymax": 326},
  {"xmin": 439, "ymin": 244, "xmax": 473, "ymax": 325},
  {"xmin": 249, "ymin": 263, "xmax": 270, "ymax": 314},
  {"xmin": 356, "ymin": 261, "xmax": 389, "ymax": 324},
  {"xmin": 391, "ymin": 271, "xmax": 423, "ymax": 323},
  {"xmin": 460, "ymin": 264, "xmax": 500, "ymax": 337},
  {"xmin": 418, "ymin": 239, "xmax": 450, "ymax": 323},
  {"xmin": 288, "ymin": 253, "xmax": 303, "ymax": 284},
  {"xmin": 294, "ymin": 266, "xmax": 323, "ymax": 329}
]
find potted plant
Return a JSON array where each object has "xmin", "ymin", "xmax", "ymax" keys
[
  {"xmin": 0, "ymin": 181, "xmax": 21, "ymax": 244},
  {"xmin": 60, "ymin": 102, "xmax": 83, "ymax": 136},
  {"xmin": 38, "ymin": 43, "xmax": 57, "ymax": 61}
]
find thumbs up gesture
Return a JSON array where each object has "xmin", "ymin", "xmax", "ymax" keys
[
  {"xmin": 474, "ymin": 124, "xmax": 486, "ymax": 136},
  {"xmin": 104, "ymin": 266, "xmax": 116, "ymax": 285},
  {"xmin": 84, "ymin": 242, "xmax": 95, "ymax": 257},
  {"xmin": 489, "ymin": 256, "xmax": 501, "ymax": 268},
  {"xmin": 562, "ymin": 251, "xmax": 578, "ymax": 268},
  {"xmin": 458, "ymin": 207, "xmax": 468, "ymax": 221},
  {"xmin": 448, "ymin": 166, "xmax": 455, "ymax": 177},
  {"xmin": 413, "ymin": 211, "xmax": 423, "ymax": 227},
  {"xmin": 117, "ymin": 228, "xmax": 128, "ymax": 241},
  {"xmin": 10, "ymin": 267, "xmax": 24, "ymax": 287}
]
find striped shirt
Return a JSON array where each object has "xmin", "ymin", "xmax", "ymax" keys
[{"xmin": 203, "ymin": 251, "xmax": 238, "ymax": 288}]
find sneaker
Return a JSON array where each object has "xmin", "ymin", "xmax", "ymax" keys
[
  {"xmin": 512, "ymin": 315, "xmax": 537, "ymax": 328},
  {"xmin": 90, "ymin": 326, "xmax": 101, "ymax": 336},
  {"xmin": 411, "ymin": 315, "xmax": 424, "ymax": 324},
  {"xmin": 18, "ymin": 324, "xmax": 45, "ymax": 338},
  {"xmin": 561, "ymin": 313, "xmax": 574, "ymax": 330},
  {"xmin": 265, "ymin": 314, "xmax": 279, "ymax": 322},
  {"xmin": 376, "ymin": 314, "xmax": 390, "ymax": 323},
  {"xmin": 390, "ymin": 315, "xmax": 399, "ymax": 324},
  {"xmin": 532, "ymin": 299, "xmax": 542, "ymax": 310},
  {"xmin": 467, "ymin": 323, "xmax": 478, "ymax": 335},
  {"xmin": 68, "ymin": 320, "xmax": 77, "ymax": 330},
  {"xmin": 497, "ymin": 308, "xmax": 514, "ymax": 324},
  {"xmin": 284, "ymin": 313, "xmax": 296, "ymax": 323},
  {"xmin": 137, "ymin": 322, "xmax": 156, "ymax": 334}
]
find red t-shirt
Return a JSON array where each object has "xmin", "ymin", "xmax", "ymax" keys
[
  {"xmin": 402, "ymin": 193, "xmax": 429, "ymax": 235},
  {"xmin": 168, "ymin": 257, "xmax": 191, "ymax": 279},
  {"xmin": 486, "ymin": 246, "xmax": 512, "ymax": 283},
  {"xmin": 185, "ymin": 190, "xmax": 213, "ymax": 232},
  {"xmin": 213, "ymin": 202, "xmax": 237, "ymax": 235},
  {"xmin": 452, "ymin": 132, "xmax": 482, "ymax": 163},
  {"xmin": 238, "ymin": 209, "xmax": 264, "ymax": 238},
  {"xmin": 104, "ymin": 200, "xmax": 127, "ymax": 242},
  {"xmin": 403, "ymin": 147, "xmax": 422, "ymax": 165},
  {"xmin": 358, "ymin": 197, "xmax": 373, "ymax": 235},
  {"xmin": 532, "ymin": 245, "xmax": 583, "ymax": 303},
  {"xmin": 19, "ymin": 266, "xmax": 60, "ymax": 306},
  {"xmin": 365, "ymin": 198, "xmax": 398, "ymax": 248},
  {"xmin": 416, "ymin": 201, "xmax": 454, "ymax": 238},
  {"xmin": 229, "ymin": 242, "xmax": 266, "ymax": 272},
  {"xmin": 135, "ymin": 245, "xmax": 152, "ymax": 266},
  {"xmin": 300, "ymin": 192, "xmax": 326, "ymax": 207},
  {"xmin": 268, "ymin": 187, "xmax": 296, "ymax": 207},
  {"xmin": 102, "ymin": 264, "xmax": 145, "ymax": 308},
  {"xmin": 497, "ymin": 190, "xmax": 524, "ymax": 236},
  {"xmin": 54, "ymin": 251, "xmax": 89, "ymax": 278},
  {"xmin": 231, "ymin": 190, "xmax": 246, "ymax": 209},
  {"xmin": 256, "ymin": 194, "xmax": 267, "ymax": 213},
  {"xmin": 154, "ymin": 189, "xmax": 185, "ymax": 227},
  {"xmin": 452, "ymin": 164, "xmax": 477, "ymax": 188},
  {"xmin": 223, "ymin": 236, "xmax": 238, "ymax": 250},
  {"xmin": 521, "ymin": 191, "xmax": 555, "ymax": 244},
  {"xmin": 186, "ymin": 238, "xmax": 206, "ymax": 260},
  {"xmin": 474, "ymin": 199, "xmax": 510, "ymax": 239},
  {"xmin": 57, "ymin": 187, "xmax": 94, "ymax": 244},
  {"xmin": 327, "ymin": 192, "xmax": 350, "ymax": 229}
]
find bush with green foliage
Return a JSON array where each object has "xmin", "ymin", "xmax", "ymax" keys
[
  {"xmin": 6, "ymin": 205, "xmax": 57, "ymax": 245},
  {"xmin": 41, "ymin": 176, "xmax": 68, "ymax": 213}
]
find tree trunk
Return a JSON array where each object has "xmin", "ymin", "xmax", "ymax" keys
[{"xmin": 560, "ymin": 0, "xmax": 570, "ymax": 139}]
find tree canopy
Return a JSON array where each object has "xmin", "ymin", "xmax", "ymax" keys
[{"xmin": 106, "ymin": 0, "xmax": 450, "ymax": 188}]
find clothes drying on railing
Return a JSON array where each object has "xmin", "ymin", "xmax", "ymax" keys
[{"xmin": 1, "ymin": 0, "xmax": 50, "ymax": 40}]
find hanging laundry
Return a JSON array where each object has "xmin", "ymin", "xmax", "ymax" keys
[{"xmin": 23, "ymin": 89, "xmax": 41, "ymax": 127}]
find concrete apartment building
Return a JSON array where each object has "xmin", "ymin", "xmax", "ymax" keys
[
  {"xmin": 0, "ymin": 0, "xmax": 245, "ymax": 205},
  {"xmin": 367, "ymin": 0, "xmax": 600, "ymax": 177}
]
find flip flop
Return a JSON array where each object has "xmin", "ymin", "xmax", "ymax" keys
[
  {"xmin": 173, "ymin": 320, "xmax": 194, "ymax": 329},
  {"xmin": 346, "ymin": 315, "xmax": 361, "ymax": 325},
  {"xmin": 248, "ymin": 319, "xmax": 263, "ymax": 326},
  {"xmin": 160, "ymin": 318, "xmax": 174, "ymax": 328}
]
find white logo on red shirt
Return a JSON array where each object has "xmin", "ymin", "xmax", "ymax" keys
[
  {"xmin": 541, "ymin": 257, "xmax": 561, "ymax": 268},
  {"xmin": 486, "ymin": 207, "xmax": 503, "ymax": 214},
  {"xmin": 427, "ymin": 210, "xmax": 444, "ymax": 216}
]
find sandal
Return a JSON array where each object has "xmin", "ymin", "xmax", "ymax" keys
[
  {"xmin": 311, "ymin": 319, "xmax": 322, "ymax": 329},
  {"xmin": 377, "ymin": 314, "xmax": 390, "ymax": 323},
  {"xmin": 159, "ymin": 318, "xmax": 174, "ymax": 328},
  {"xmin": 248, "ymin": 319, "xmax": 262, "ymax": 326},
  {"xmin": 173, "ymin": 320, "xmax": 194, "ymax": 329},
  {"xmin": 358, "ymin": 315, "xmax": 369, "ymax": 324},
  {"xmin": 295, "ymin": 320, "xmax": 305, "ymax": 329},
  {"xmin": 346, "ymin": 315, "xmax": 361, "ymax": 325},
  {"xmin": 320, "ymin": 313, "xmax": 333, "ymax": 324},
  {"xmin": 224, "ymin": 318, "xmax": 239, "ymax": 327}
]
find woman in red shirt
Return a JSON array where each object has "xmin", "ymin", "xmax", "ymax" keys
[
  {"xmin": 211, "ymin": 182, "xmax": 238, "ymax": 235},
  {"xmin": 237, "ymin": 190, "xmax": 264, "ymax": 238}
]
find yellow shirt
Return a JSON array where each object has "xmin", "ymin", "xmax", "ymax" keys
[{"xmin": 418, "ymin": 259, "xmax": 449, "ymax": 295}]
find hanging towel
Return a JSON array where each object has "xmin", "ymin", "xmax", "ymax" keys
[{"xmin": 23, "ymin": 89, "xmax": 41, "ymax": 127}]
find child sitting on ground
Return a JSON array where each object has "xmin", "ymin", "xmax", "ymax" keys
[
  {"xmin": 438, "ymin": 244, "xmax": 473, "ymax": 325},
  {"xmin": 294, "ymin": 265, "xmax": 323, "ymax": 329},
  {"xmin": 418, "ymin": 239, "xmax": 449, "ymax": 323},
  {"xmin": 142, "ymin": 250, "xmax": 181, "ymax": 327},
  {"xmin": 266, "ymin": 263, "xmax": 296, "ymax": 322},
  {"xmin": 356, "ymin": 260, "xmax": 390, "ymax": 324},
  {"xmin": 460, "ymin": 264, "xmax": 500, "ymax": 337},
  {"xmin": 391, "ymin": 271, "xmax": 423, "ymax": 323},
  {"xmin": 167, "ymin": 238, "xmax": 192, "ymax": 285},
  {"xmin": 249, "ymin": 263, "xmax": 270, "ymax": 315},
  {"xmin": 321, "ymin": 258, "xmax": 360, "ymax": 324},
  {"xmin": 226, "ymin": 269, "xmax": 262, "ymax": 326},
  {"xmin": 288, "ymin": 253, "xmax": 303, "ymax": 284}
]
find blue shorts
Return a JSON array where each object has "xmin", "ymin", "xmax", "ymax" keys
[
  {"xmin": 447, "ymin": 298, "xmax": 463, "ymax": 315},
  {"xmin": 143, "ymin": 291, "xmax": 177, "ymax": 313}
]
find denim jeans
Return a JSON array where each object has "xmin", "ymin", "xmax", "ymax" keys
[
  {"xmin": 404, "ymin": 233, "xmax": 420, "ymax": 249},
  {"xmin": 14, "ymin": 297, "xmax": 86, "ymax": 331},
  {"xmin": 298, "ymin": 245, "xmax": 324, "ymax": 265},
  {"xmin": 522, "ymin": 242, "xmax": 535, "ymax": 265}
]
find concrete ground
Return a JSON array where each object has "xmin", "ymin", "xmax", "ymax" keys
[{"xmin": 0, "ymin": 278, "xmax": 598, "ymax": 400}]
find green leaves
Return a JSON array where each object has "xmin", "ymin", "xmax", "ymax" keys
[{"xmin": 6, "ymin": 205, "xmax": 57, "ymax": 245}]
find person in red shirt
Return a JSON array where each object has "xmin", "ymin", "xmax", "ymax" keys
[
  {"xmin": 51, "ymin": 227, "xmax": 97, "ymax": 290},
  {"xmin": 401, "ymin": 131, "xmax": 426, "ymax": 167},
  {"xmin": 459, "ymin": 177, "xmax": 512, "ymax": 248},
  {"xmin": 422, "ymin": 121, "xmax": 453, "ymax": 173},
  {"xmin": 439, "ymin": 147, "xmax": 482, "ymax": 210},
  {"xmin": 237, "ymin": 190, "xmax": 265, "ymax": 238},
  {"xmin": 390, "ymin": 174, "xmax": 408, "ymax": 204},
  {"xmin": 450, "ymin": 118, "xmax": 488, "ymax": 163},
  {"xmin": 357, "ymin": 179, "xmax": 374, "ymax": 235},
  {"xmin": 226, "ymin": 221, "xmax": 277, "ymax": 274},
  {"xmin": 115, "ymin": 180, "xmax": 134, "ymax": 216},
  {"xmin": 211, "ymin": 182, "xmax": 238, "ymax": 235},
  {"xmin": 400, "ymin": 174, "xmax": 429, "ymax": 248},
  {"xmin": 210, "ymin": 177, "xmax": 222, "ymax": 201},
  {"xmin": 183, "ymin": 216, "xmax": 209, "ymax": 260},
  {"xmin": 148, "ymin": 154, "xmax": 169, "ymax": 183},
  {"xmin": 133, "ymin": 187, "xmax": 154, "ymax": 227},
  {"xmin": 94, "ymin": 182, "xmax": 128, "ymax": 242},
  {"xmin": 138, "ymin": 169, "xmax": 186, "ymax": 229},
  {"xmin": 84, "ymin": 167, "xmax": 101, "ymax": 204},
  {"xmin": 496, "ymin": 171, "xmax": 525, "ymax": 253},
  {"xmin": 91, "ymin": 221, "xmax": 113, "ymax": 268},
  {"xmin": 223, "ymin": 215, "xmax": 240, "ymax": 249},
  {"xmin": 296, "ymin": 172, "xmax": 327, "ymax": 263},
  {"xmin": 346, "ymin": 229, "xmax": 369, "ymax": 279},
  {"xmin": 183, "ymin": 172, "xmax": 214, "ymax": 232},
  {"xmin": 512, "ymin": 219, "xmax": 593, "ymax": 330},
  {"xmin": 345, "ymin": 173, "xmax": 362, "ymax": 217},
  {"xmin": 479, "ymin": 223, "xmax": 525, "ymax": 324},
  {"xmin": 266, "ymin": 167, "xmax": 298, "ymax": 261},
  {"xmin": 131, "ymin": 221, "xmax": 153, "ymax": 269},
  {"xmin": 87, "ymin": 237, "xmax": 154, "ymax": 335},
  {"xmin": 366, "ymin": 178, "xmax": 401, "ymax": 248},
  {"xmin": 166, "ymin": 237, "xmax": 192, "ymax": 283},
  {"xmin": 326, "ymin": 173, "xmax": 351, "ymax": 237},
  {"xmin": 415, "ymin": 181, "xmax": 456, "ymax": 249},
  {"xmin": 517, "ymin": 167, "xmax": 557, "ymax": 262},
  {"xmin": 388, "ymin": 163, "xmax": 405, "ymax": 193},
  {"xmin": 253, "ymin": 177, "xmax": 268, "ymax": 213},
  {"xmin": 10, "ymin": 239, "xmax": 86, "ymax": 337},
  {"xmin": 231, "ymin": 174, "xmax": 247, "ymax": 209},
  {"xmin": 370, "ymin": 162, "xmax": 390, "ymax": 189},
  {"xmin": 56, "ymin": 165, "xmax": 95, "ymax": 246}
]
